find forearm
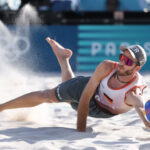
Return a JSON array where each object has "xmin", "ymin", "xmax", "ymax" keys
[
  {"xmin": 77, "ymin": 106, "xmax": 89, "ymax": 132},
  {"xmin": 141, "ymin": 115, "xmax": 150, "ymax": 129},
  {"xmin": 135, "ymin": 107, "xmax": 150, "ymax": 128},
  {"xmin": 76, "ymin": 64, "xmax": 104, "ymax": 131},
  {"xmin": 77, "ymin": 93, "xmax": 91, "ymax": 132}
]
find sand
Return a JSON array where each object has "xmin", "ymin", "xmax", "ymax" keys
[{"xmin": 0, "ymin": 70, "xmax": 150, "ymax": 150}]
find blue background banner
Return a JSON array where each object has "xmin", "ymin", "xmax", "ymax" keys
[
  {"xmin": 2, "ymin": 25, "xmax": 150, "ymax": 73},
  {"xmin": 77, "ymin": 25, "xmax": 150, "ymax": 72},
  {"xmin": 5, "ymin": 25, "xmax": 78, "ymax": 72}
]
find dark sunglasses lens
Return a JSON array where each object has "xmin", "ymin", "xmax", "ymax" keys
[
  {"xmin": 119, "ymin": 54, "xmax": 134, "ymax": 66},
  {"xmin": 126, "ymin": 59, "xmax": 133, "ymax": 66}
]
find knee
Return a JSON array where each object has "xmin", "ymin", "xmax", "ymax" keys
[{"xmin": 37, "ymin": 89, "xmax": 57, "ymax": 103}]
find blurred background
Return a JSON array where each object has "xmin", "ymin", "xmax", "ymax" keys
[{"xmin": 0, "ymin": 0, "xmax": 150, "ymax": 73}]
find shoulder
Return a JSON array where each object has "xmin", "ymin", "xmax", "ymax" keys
[
  {"xmin": 92, "ymin": 60, "xmax": 117, "ymax": 82},
  {"xmin": 97, "ymin": 60, "xmax": 116, "ymax": 69},
  {"xmin": 125, "ymin": 73, "xmax": 147, "ymax": 107},
  {"xmin": 127, "ymin": 73, "xmax": 147, "ymax": 96},
  {"xmin": 126, "ymin": 89, "xmax": 144, "ymax": 107},
  {"xmin": 96, "ymin": 60, "xmax": 117, "ymax": 73}
]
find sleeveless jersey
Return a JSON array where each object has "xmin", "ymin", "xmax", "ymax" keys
[{"xmin": 95, "ymin": 64, "xmax": 147, "ymax": 114}]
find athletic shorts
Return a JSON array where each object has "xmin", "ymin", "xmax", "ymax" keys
[{"xmin": 55, "ymin": 76, "xmax": 116, "ymax": 118}]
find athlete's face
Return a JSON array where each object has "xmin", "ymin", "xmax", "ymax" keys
[{"xmin": 117, "ymin": 50, "xmax": 139, "ymax": 76}]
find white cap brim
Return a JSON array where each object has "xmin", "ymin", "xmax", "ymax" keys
[{"xmin": 120, "ymin": 46, "xmax": 136, "ymax": 59}]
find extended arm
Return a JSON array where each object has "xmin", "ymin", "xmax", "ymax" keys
[
  {"xmin": 126, "ymin": 89, "xmax": 150, "ymax": 129},
  {"xmin": 77, "ymin": 60, "xmax": 114, "ymax": 132}
]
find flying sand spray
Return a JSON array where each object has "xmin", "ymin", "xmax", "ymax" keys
[{"xmin": 0, "ymin": 4, "xmax": 54, "ymax": 124}]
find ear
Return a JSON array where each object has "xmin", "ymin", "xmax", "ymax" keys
[{"xmin": 136, "ymin": 66, "xmax": 141, "ymax": 72}]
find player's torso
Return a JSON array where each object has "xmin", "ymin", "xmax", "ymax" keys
[{"xmin": 95, "ymin": 65, "xmax": 146, "ymax": 114}]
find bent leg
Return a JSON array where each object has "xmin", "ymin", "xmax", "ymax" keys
[
  {"xmin": 0, "ymin": 88, "xmax": 57, "ymax": 112},
  {"xmin": 46, "ymin": 37, "xmax": 75, "ymax": 82}
]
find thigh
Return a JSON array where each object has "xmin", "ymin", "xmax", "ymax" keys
[{"xmin": 55, "ymin": 76, "xmax": 90, "ymax": 103}]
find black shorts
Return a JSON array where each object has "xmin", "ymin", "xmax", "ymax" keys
[{"xmin": 55, "ymin": 76, "xmax": 116, "ymax": 118}]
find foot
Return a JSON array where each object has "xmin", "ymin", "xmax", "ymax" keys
[{"xmin": 46, "ymin": 37, "xmax": 72, "ymax": 64}]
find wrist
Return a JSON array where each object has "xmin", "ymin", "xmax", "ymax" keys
[
  {"xmin": 77, "ymin": 127, "xmax": 86, "ymax": 132},
  {"xmin": 144, "ymin": 120, "xmax": 150, "ymax": 127}
]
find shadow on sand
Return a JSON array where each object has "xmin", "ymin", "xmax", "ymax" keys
[{"xmin": 0, "ymin": 126, "xmax": 99, "ymax": 144}]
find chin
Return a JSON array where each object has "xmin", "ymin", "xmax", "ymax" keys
[
  {"xmin": 116, "ymin": 71, "xmax": 126, "ymax": 76},
  {"xmin": 117, "ymin": 69, "xmax": 133, "ymax": 76},
  {"xmin": 116, "ymin": 69, "xmax": 128, "ymax": 76},
  {"xmin": 116, "ymin": 68, "xmax": 124, "ymax": 76}
]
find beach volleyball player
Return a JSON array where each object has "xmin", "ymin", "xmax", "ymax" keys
[{"xmin": 0, "ymin": 37, "xmax": 150, "ymax": 132}]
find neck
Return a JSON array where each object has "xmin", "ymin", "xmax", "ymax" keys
[{"xmin": 115, "ymin": 73, "xmax": 136, "ymax": 84}]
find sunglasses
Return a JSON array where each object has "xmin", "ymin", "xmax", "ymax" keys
[{"xmin": 119, "ymin": 54, "xmax": 136, "ymax": 66}]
